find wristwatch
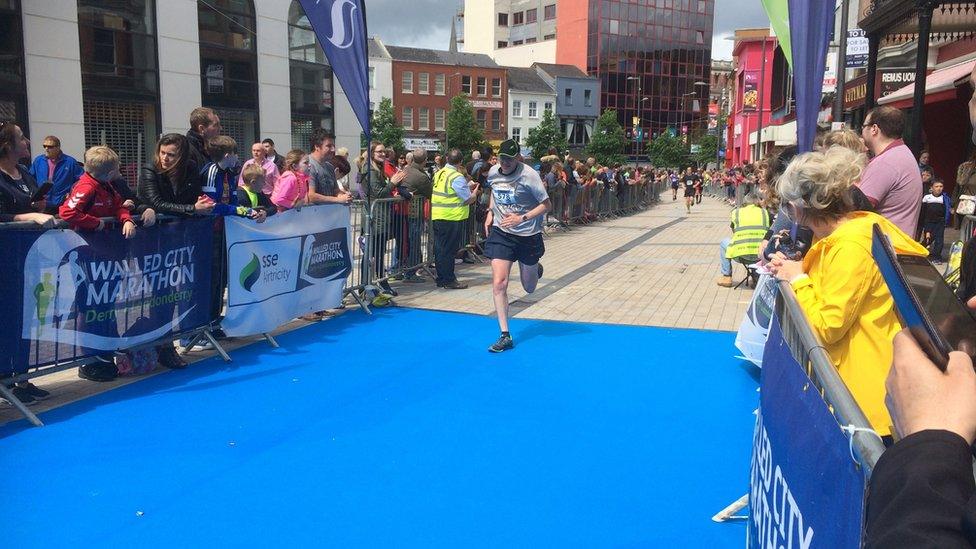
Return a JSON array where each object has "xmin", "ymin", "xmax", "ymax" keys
[{"xmin": 521, "ymin": 214, "xmax": 528, "ymax": 222}]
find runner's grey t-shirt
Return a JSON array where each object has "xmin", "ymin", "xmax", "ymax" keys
[{"xmin": 487, "ymin": 162, "xmax": 549, "ymax": 236}]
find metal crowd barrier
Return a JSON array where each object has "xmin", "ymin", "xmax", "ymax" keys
[
  {"xmin": 776, "ymin": 281, "xmax": 885, "ymax": 478},
  {"xmin": 961, "ymin": 214, "xmax": 976, "ymax": 244}
]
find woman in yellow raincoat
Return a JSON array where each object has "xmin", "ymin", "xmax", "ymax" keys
[{"xmin": 768, "ymin": 146, "xmax": 929, "ymax": 438}]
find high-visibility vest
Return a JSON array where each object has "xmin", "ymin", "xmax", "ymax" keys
[
  {"xmin": 432, "ymin": 166, "xmax": 469, "ymax": 221},
  {"xmin": 726, "ymin": 204, "xmax": 771, "ymax": 259}
]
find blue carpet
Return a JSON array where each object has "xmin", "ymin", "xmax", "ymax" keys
[{"xmin": 0, "ymin": 308, "xmax": 758, "ymax": 547}]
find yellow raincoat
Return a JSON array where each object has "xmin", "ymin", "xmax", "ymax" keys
[{"xmin": 791, "ymin": 211, "xmax": 928, "ymax": 436}]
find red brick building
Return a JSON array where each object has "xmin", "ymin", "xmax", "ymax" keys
[{"xmin": 386, "ymin": 45, "xmax": 509, "ymax": 150}]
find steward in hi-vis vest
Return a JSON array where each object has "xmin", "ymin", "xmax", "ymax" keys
[
  {"xmin": 725, "ymin": 204, "xmax": 771, "ymax": 259},
  {"xmin": 432, "ymin": 165, "xmax": 469, "ymax": 221}
]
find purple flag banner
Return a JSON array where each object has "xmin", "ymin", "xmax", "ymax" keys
[
  {"xmin": 788, "ymin": 0, "xmax": 833, "ymax": 152},
  {"xmin": 298, "ymin": 0, "xmax": 371, "ymax": 140}
]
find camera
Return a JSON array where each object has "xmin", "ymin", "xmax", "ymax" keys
[{"xmin": 764, "ymin": 226, "xmax": 813, "ymax": 261}]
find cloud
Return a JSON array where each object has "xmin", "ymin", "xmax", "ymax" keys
[{"xmin": 366, "ymin": 0, "xmax": 458, "ymax": 50}]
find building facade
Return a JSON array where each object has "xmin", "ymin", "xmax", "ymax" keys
[
  {"xmin": 506, "ymin": 67, "xmax": 556, "ymax": 154},
  {"xmin": 555, "ymin": 0, "xmax": 715, "ymax": 143},
  {"xmin": 368, "ymin": 38, "xmax": 393, "ymax": 116},
  {"xmin": 534, "ymin": 63, "xmax": 600, "ymax": 152},
  {"xmin": 8, "ymin": 0, "xmax": 361, "ymax": 180},
  {"xmin": 461, "ymin": 0, "xmax": 558, "ymax": 67},
  {"xmin": 726, "ymin": 29, "xmax": 776, "ymax": 167},
  {"xmin": 387, "ymin": 46, "xmax": 508, "ymax": 150}
]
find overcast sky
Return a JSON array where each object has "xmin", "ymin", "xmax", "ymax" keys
[{"xmin": 364, "ymin": 0, "xmax": 770, "ymax": 61}]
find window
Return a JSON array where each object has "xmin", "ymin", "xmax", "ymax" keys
[
  {"xmin": 525, "ymin": 37, "xmax": 537, "ymax": 44},
  {"xmin": 513, "ymin": 11, "xmax": 523, "ymax": 25},
  {"xmin": 491, "ymin": 78, "xmax": 501, "ymax": 97},
  {"xmin": 402, "ymin": 71, "xmax": 413, "ymax": 93},
  {"xmin": 584, "ymin": 89, "xmax": 592, "ymax": 107},
  {"xmin": 498, "ymin": 12, "xmax": 508, "ymax": 26},
  {"xmin": 79, "ymin": 0, "xmax": 162, "ymax": 181},
  {"xmin": 526, "ymin": 8, "xmax": 537, "ymax": 23},
  {"xmin": 435, "ymin": 73, "xmax": 445, "ymax": 95},
  {"xmin": 0, "ymin": 0, "xmax": 28, "ymax": 131},
  {"xmin": 696, "ymin": 31, "xmax": 704, "ymax": 45},
  {"xmin": 418, "ymin": 72, "xmax": 429, "ymax": 94},
  {"xmin": 513, "ymin": 100, "xmax": 522, "ymax": 117},
  {"xmin": 543, "ymin": 33, "xmax": 556, "ymax": 40},
  {"xmin": 369, "ymin": 66, "xmax": 375, "ymax": 89},
  {"xmin": 476, "ymin": 109, "xmax": 487, "ymax": 128},
  {"xmin": 402, "ymin": 106, "xmax": 413, "ymax": 129},
  {"xmin": 528, "ymin": 101, "xmax": 537, "ymax": 118},
  {"xmin": 477, "ymin": 77, "xmax": 487, "ymax": 96},
  {"xmin": 544, "ymin": 102, "xmax": 553, "ymax": 113},
  {"xmin": 461, "ymin": 75, "xmax": 471, "ymax": 94},
  {"xmin": 434, "ymin": 108, "xmax": 445, "ymax": 131},
  {"xmin": 564, "ymin": 88, "xmax": 573, "ymax": 106},
  {"xmin": 491, "ymin": 110, "xmax": 500, "ymax": 130},
  {"xmin": 287, "ymin": 0, "xmax": 338, "ymax": 150},
  {"xmin": 419, "ymin": 107, "xmax": 429, "ymax": 130},
  {"xmin": 512, "ymin": 127, "xmax": 521, "ymax": 142},
  {"xmin": 498, "ymin": 41, "xmax": 508, "ymax": 48},
  {"xmin": 544, "ymin": 4, "xmax": 556, "ymax": 20},
  {"xmin": 512, "ymin": 39, "xmax": 524, "ymax": 46}
]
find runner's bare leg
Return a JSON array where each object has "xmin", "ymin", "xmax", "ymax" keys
[{"xmin": 492, "ymin": 258, "xmax": 513, "ymax": 332}]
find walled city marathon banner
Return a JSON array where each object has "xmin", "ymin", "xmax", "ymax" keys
[
  {"xmin": 222, "ymin": 205, "xmax": 351, "ymax": 337},
  {"xmin": 748, "ymin": 315, "xmax": 865, "ymax": 548},
  {"xmin": 0, "ymin": 218, "xmax": 213, "ymax": 376}
]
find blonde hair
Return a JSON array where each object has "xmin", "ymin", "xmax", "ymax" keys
[
  {"xmin": 84, "ymin": 146, "xmax": 120, "ymax": 178},
  {"xmin": 821, "ymin": 129, "xmax": 866, "ymax": 154},
  {"xmin": 777, "ymin": 146, "xmax": 867, "ymax": 221},
  {"xmin": 284, "ymin": 149, "xmax": 306, "ymax": 172},
  {"xmin": 336, "ymin": 146, "xmax": 349, "ymax": 158},
  {"xmin": 241, "ymin": 163, "xmax": 266, "ymax": 187}
]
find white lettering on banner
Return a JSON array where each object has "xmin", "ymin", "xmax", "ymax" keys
[
  {"xmin": 84, "ymin": 246, "xmax": 196, "ymax": 306},
  {"xmin": 750, "ymin": 410, "xmax": 815, "ymax": 549}
]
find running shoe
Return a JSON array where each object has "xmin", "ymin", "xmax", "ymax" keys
[
  {"xmin": 488, "ymin": 334, "xmax": 514, "ymax": 353},
  {"xmin": 8, "ymin": 385, "xmax": 37, "ymax": 404}
]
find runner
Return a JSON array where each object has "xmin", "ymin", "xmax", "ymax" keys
[
  {"xmin": 483, "ymin": 139, "xmax": 552, "ymax": 353},
  {"xmin": 694, "ymin": 168, "xmax": 704, "ymax": 204},
  {"xmin": 670, "ymin": 169, "xmax": 679, "ymax": 201},
  {"xmin": 681, "ymin": 166, "xmax": 697, "ymax": 214}
]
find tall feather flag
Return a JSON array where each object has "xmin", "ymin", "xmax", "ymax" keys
[
  {"xmin": 788, "ymin": 0, "xmax": 834, "ymax": 152},
  {"xmin": 298, "ymin": 0, "xmax": 371, "ymax": 141},
  {"xmin": 760, "ymin": 0, "xmax": 792, "ymax": 69}
]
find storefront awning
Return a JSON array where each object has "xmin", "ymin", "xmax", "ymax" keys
[{"xmin": 878, "ymin": 59, "xmax": 976, "ymax": 109}]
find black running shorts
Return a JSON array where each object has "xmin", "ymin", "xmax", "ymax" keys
[{"xmin": 484, "ymin": 228, "xmax": 545, "ymax": 265}]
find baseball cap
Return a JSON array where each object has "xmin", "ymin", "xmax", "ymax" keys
[{"xmin": 498, "ymin": 139, "xmax": 519, "ymax": 158}]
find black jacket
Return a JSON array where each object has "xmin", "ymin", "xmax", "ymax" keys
[
  {"xmin": 185, "ymin": 130, "xmax": 210, "ymax": 171},
  {"xmin": 0, "ymin": 165, "xmax": 39, "ymax": 222},
  {"xmin": 137, "ymin": 165, "xmax": 204, "ymax": 216},
  {"xmin": 865, "ymin": 430, "xmax": 976, "ymax": 548}
]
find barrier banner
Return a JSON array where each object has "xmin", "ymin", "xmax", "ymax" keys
[
  {"xmin": 734, "ymin": 273, "xmax": 778, "ymax": 366},
  {"xmin": 748, "ymin": 315, "xmax": 864, "ymax": 548},
  {"xmin": 0, "ymin": 219, "xmax": 214, "ymax": 376},
  {"xmin": 222, "ymin": 205, "xmax": 351, "ymax": 337}
]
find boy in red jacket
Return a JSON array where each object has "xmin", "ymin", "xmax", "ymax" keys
[{"xmin": 59, "ymin": 146, "xmax": 138, "ymax": 239}]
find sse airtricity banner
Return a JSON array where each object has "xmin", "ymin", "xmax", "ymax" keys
[
  {"xmin": 0, "ymin": 219, "xmax": 213, "ymax": 375},
  {"xmin": 222, "ymin": 205, "xmax": 351, "ymax": 337},
  {"xmin": 748, "ymin": 315, "xmax": 865, "ymax": 548},
  {"xmin": 735, "ymin": 274, "xmax": 779, "ymax": 367}
]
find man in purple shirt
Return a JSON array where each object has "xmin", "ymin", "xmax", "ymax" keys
[{"xmin": 858, "ymin": 106, "xmax": 923, "ymax": 236}]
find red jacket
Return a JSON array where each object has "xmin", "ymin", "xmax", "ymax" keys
[{"xmin": 59, "ymin": 172, "xmax": 133, "ymax": 230}]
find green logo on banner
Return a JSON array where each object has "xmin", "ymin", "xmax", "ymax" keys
[{"xmin": 240, "ymin": 253, "xmax": 261, "ymax": 292}]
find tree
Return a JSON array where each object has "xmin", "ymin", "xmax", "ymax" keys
[
  {"xmin": 370, "ymin": 97, "xmax": 404, "ymax": 154},
  {"xmin": 585, "ymin": 109, "xmax": 627, "ymax": 166},
  {"xmin": 445, "ymin": 94, "xmax": 485, "ymax": 157},
  {"xmin": 647, "ymin": 133, "xmax": 689, "ymax": 168},
  {"xmin": 524, "ymin": 108, "xmax": 567, "ymax": 161},
  {"xmin": 690, "ymin": 134, "xmax": 718, "ymax": 167}
]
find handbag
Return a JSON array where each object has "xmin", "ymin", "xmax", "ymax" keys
[{"xmin": 957, "ymin": 195, "xmax": 976, "ymax": 216}]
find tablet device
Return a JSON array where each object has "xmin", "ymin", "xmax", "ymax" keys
[{"xmin": 871, "ymin": 223, "xmax": 976, "ymax": 370}]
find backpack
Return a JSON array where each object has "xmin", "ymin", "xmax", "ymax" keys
[{"xmin": 115, "ymin": 347, "xmax": 159, "ymax": 376}]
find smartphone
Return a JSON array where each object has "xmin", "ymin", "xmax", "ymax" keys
[
  {"xmin": 31, "ymin": 181, "xmax": 53, "ymax": 203},
  {"xmin": 872, "ymin": 223, "xmax": 976, "ymax": 370}
]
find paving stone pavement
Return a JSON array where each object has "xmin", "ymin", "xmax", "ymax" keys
[{"xmin": 1, "ymin": 193, "xmax": 754, "ymax": 425}]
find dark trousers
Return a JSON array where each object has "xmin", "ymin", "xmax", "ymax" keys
[
  {"xmin": 923, "ymin": 220, "xmax": 946, "ymax": 260},
  {"xmin": 210, "ymin": 226, "xmax": 226, "ymax": 323},
  {"xmin": 432, "ymin": 219, "xmax": 465, "ymax": 284}
]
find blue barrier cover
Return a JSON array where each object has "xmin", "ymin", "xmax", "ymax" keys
[
  {"xmin": 0, "ymin": 219, "xmax": 214, "ymax": 375},
  {"xmin": 748, "ymin": 314, "xmax": 865, "ymax": 548}
]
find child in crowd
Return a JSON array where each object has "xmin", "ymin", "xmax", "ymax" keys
[
  {"xmin": 271, "ymin": 149, "xmax": 310, "ymax": 211},
  {"xmin": 202, "ymin": 135, "xmax": 265, "ymax": 222},
  {"xmin": 921, "ymin": 178, "xmax": 951, "ymax": 262},
  {"xmin": 59, "ymin": 146, "xmax": 139, "ymax": 238},
  {"xmin": 237, "ymin": 163, "xmax": 277, "ymax": 216}
]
